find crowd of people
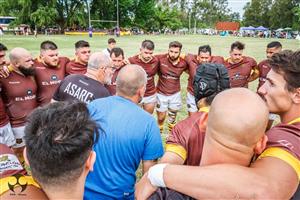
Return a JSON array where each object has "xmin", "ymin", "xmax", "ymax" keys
[{"xmin": 0, "ymin": 37, "xmax": 299, "ymax": 199}]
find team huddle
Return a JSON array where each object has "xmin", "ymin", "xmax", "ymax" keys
[{"xmin": 0, "ymin": 37, "xmax": 299, "ymax": 200}]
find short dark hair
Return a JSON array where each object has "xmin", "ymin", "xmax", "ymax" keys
[
  {"xmin": 269, "ymin": 50, "xmax": 300, "ymax": 92},
  {"xmin": 169, "ymin": 41, "xmax": 182, "ymax": 50},
  {"xmin": 75, "ymin": 40, "xmax": 90, "ymax": 49},
  {"xmin": 141, "ymin": 40, "xmax": 155, "ymax": 50},
  {"xmin": 40, "ymin": 40, "xmax": 57, "ymax": 50},
  {"xmin": 110, "ymin": 47, "xmax": 124, "ymax": 58},
  {"xmin": 0, "ymin": 43, "xmax": 8, "ymax": 51},
  {"xmin": 231, "ymin": 41, "xmax": 245, "ymax": 51},
  {"xmin": 267, "ymin": 41, "xmax": 282, "ymax": 49},
  {"xmin": 108, "ymin": 38, "xmax": 116, "ymax": 44},
  {"xmin": 198, "ymin": 45, "xmax": 211, "ymax": 55},
  {"xmin": 25, "ymin": 101, "xmax": 99, "ymax": 187}
]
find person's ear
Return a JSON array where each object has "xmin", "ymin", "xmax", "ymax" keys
[
  {"xmin": 291, "ymin": 88, "xmax": 300, "ymax": 104},
  {"xmin": 23, "ymin": 147, "xmax": 30, "ymax": 166},
  {"xmin": 86, "ymin": 151, "xmax": 96, "ymax": 172},
  {"xmin": 254, "ymin": 135, "xmax": 268, "ymax": 155}
]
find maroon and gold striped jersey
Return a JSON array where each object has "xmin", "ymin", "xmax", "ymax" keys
[{"xmin": 166, "ymin": 108, "xmax": 209, "ymax": 166}]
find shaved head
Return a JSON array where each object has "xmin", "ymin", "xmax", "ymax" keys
[
  {"xmin": 9, "ymin": 47, "xmax": 31, "ymax": 63},
  {"xmin": 207, "ymin": 88, "xmax": 269, "ymax": 149},
  {"xmin": 116, "ymin": 64, "xmax": 147, "ymax": 97}
]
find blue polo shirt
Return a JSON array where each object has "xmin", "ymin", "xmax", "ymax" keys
[{"xmin": 84, "ymin": 96, "xmax": 164, "ymax": 200}]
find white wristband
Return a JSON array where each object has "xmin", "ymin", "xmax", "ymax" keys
[{"xmin": 147, "ymin": 164, "xmax": 168, "ymax": 187}]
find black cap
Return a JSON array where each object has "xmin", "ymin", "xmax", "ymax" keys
[{"xmin": 193, "ymin": 63, "xmax": 230, "ymax": 104}]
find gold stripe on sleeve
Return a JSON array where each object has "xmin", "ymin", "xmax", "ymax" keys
[
  {"xmin": 165, "ymin": 144, "xmax": 187, "ymax": 161},
  {"xmin": 258, "ymin": 147, "xmax": 300, "ymax": 180}
]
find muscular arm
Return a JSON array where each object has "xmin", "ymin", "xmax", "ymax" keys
[
  {"xmin": 164, "ymin": 157, "xmax": 298, "ymax": 199},
  {"xmin": 159, "ymin": 151, "xmax": 185, "ymax": 165}
]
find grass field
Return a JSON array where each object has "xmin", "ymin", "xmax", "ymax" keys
[{"xmin": 1, "ymin": 34, "xmax": 299, "ymax": 123}]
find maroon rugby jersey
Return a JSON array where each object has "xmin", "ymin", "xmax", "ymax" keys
[
  {"xmin": 66, "ymin": 59, "xmax": 87, "ymax": 75},
  {"xmin": 128, "ymin": 55, "xmax": 159, "ymax": 97},
  {"xmin": 185, "ymin": 54, "xmax": 224, "ymax": 95},
  {"xmin": 257, "ymin": 59, "xmax": 271, "ymax": 90},
  {"xmin": 34, "ymin": 57, "xmax": 69, "ymax": 106},
  {"xmin": 224, "ymin": 56, "xmax": 257, "ymax": 88},
  {"xmin": 265, "ymin": 121, "xmax": 300, "ymax": 160},
  {"xmin": 0, "ymin": 71, "xmax": 37, "ymax": 127},
  {"xmin": 166, "ymin": 110, "xmax": 208, "ymax": 166},
  {"xmin": 105, "ymin": 64, "xmax": 126, "ymax": 95},
  {"xmin": 156, "ymin": 54, "xmax": 187, "ymax": 95}
]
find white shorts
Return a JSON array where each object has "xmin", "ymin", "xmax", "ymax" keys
[
  {"xmin": 186, "ymin": 92, "xmax": 198, "ymax": 112},
  {"xmin": 12, "ymin": 126, "xmax": 26, "ymax": 148},
  {"xmin": 0, "ymin": 122, "xmax": 15, "ymax": 147},
  {"xmin": 141, "ymin": 93, "xmax": 157, "ymax": 104},
  {"xmin": 156, "ymin": 92, "xmax": 182, "ymax": 112}
]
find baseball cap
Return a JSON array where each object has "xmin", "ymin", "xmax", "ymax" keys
[{"xmin": 193, "ymin": 63, "xmax": 230, "ymax": 104}]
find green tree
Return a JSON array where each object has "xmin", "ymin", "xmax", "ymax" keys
[
  {"xmin": 243, "ymin": 0, "xmax": 272, "ymax": 27},
  {"xmin": 31, "ymin": 6, "xmax": 58, "ymax": 28},
  {"xmin": 269, "ymin": 0, "xmax": 297, "ymax": 29}
]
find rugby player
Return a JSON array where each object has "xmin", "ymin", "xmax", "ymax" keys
[
  {"xmin": 185, "ymin": 45, "xmax": 224, "ymax": 116},
  {"xmin": 129, "ymin": 40, "xmax": 159, "ymax": 114},
  {"xmin": 106, "ymin": 47, "xmax": 126, "ymax": 95},
  {"xmin": 156, "ymin": 41, "xmax": 187, "ymax": 133},
  {"xmin": 66, "ymin": 40, "xmax": 91, "ymax": 75},
  {"xmin": 34, "ymin": 40, "xmax": 69, "ymax": 105},
  {"xmin": 24, "ymin": 101, "xmax": 98, "ymax": 200},
  {"xmin": 136, "ymin": 50, "xmax": 300, "ymax": 199},
  {"xmin": 257, "ymin": 41, "xmax": 282, "ymax": 91},
  {"xmin": 160, "ymin": 63, "xmax": 230, "ymax": 166},
  {"xmin": 0, "ymin": 48, "xmax": 37, "ymax": 153},
  {"xmin": 224, "ymin": 41, "xmax": 258, "ymax": 88},
  {"xmin": 0, "ymin": 43, "xmax": 14, "ymax": 147},
  {"xmin": 102, "ymin": 38, "xmax": 116, "ymax": 57},
  {"xmin": 144, "ymin": 88, "xmax": 269, "ymax": 200},
  {"xmin": 53, "ymin": 52, "xmax": 112, "ymax": 103}
]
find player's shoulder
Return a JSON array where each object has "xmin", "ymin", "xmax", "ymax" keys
[
  {"xmin": 59, "ymin": 56, "xmax": 70, "ymax": 63},
  {"xmin": 243, "ymin": 56, "xmax": 257, "ymax": 64}
]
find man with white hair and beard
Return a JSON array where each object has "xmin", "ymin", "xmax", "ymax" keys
[
  {"xmin": 0, "ymin": 47, "xmax": 38, "ymax": 152},
  {"xmin": 52, "ymin": 52, "xmax": 112, "ymax": 103}
]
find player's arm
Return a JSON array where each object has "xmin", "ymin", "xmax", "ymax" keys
[
  {"xmin": 163, "ymin": 156, "xmax": 298, "ymax": 199},
  {"xmin": 248, "ymin": 59, "xmax": 259, "ymax": 82},
  {"xmin": 142, "ymin": 160, "xmax": 157, "ymax": 174},
  {"xmin": 159, "ymin": 151, "xmax": 185, "ymax": 165},
  {"xmin": 136, "ymin": 156, "xmax": 298, "ymax": 199},
  {"xmin": 248, "ymin": 66, "xmax": 259, "ymax": 82},
  {"xmin": 161, "ymin": 123, "xmax": 188, "ymax": 165}
]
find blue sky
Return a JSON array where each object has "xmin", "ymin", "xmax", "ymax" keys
[{"xmin": 227, "ymin": 0, "xmax": 251, "ymax": 17}]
